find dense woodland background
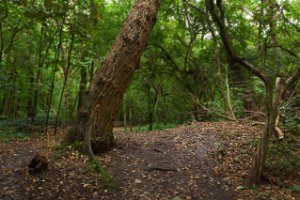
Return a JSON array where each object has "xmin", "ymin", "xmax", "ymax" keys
[{"xmin": 0, "ymin": 0, "xmax": 299, "ymax": 130}]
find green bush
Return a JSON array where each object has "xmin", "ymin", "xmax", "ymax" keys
[{"xmin": 267, "ymin": 135, "xmax": 300, "ymax": 174}]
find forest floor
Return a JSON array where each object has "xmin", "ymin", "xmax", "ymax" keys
[{"xmin": 0, "ymin": 121, "xmax": 299, "ymax": 200}]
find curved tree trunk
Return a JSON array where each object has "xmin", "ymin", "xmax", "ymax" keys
[{"xmin": 64, "ymin": 0, "xmax": 160, "ymax": 157}]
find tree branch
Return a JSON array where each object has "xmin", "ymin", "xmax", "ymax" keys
[
  {"xmin": 266, "ymin": 45, "xmax": 298, "ymax": 58},
  {"xmin": 283, "ymin": 68, "xmax": 300, "ymax": 92},
  {"xmin": 152, "ymin": 44, "xmax": 181, "ymax": 72},
  {"xmin": 205, "ymin": 0, "xmax": 269, "ymax": 84}
]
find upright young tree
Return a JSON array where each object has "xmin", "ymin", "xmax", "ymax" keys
[
  {"xmin": 65, "ymin": 0, "xmax": 160, "ymax": 157},
  {"xmin": 206, "ymin": 0, "xmax": 300, "ymax": 185}
]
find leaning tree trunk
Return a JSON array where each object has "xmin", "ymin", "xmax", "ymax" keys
[{"xmin": 64, "ymin": 0, "xmax": 160, "ymax": 157}]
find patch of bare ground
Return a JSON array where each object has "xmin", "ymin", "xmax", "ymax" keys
[{"xmin": 0, "ymin": 122, "xmax": 299, "ymax": 199}]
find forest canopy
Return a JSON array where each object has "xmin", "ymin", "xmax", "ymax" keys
[{"xmin": 0, "ymin": 0, "xmax": 299, "ymax": 129}]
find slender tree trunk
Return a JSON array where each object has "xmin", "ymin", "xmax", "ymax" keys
[
  {"xmin": 7, "ymin": 56, "xmax": 17, "ymax": 118},
  {"xmin": 27, "ymin": 68, "xmax": 35, "ymax": 117},
  {"xmin": 207, "ymin": 16, "xmax": 236, "ymax": 120},
  {"xmin": 89, "ymin": 0, "xmax": 98, "ymax": 82},
  {"xmin": 32, "ymin": 25, "xmax": 54, "ymax": 121},
  {"xmin": 129, "ymin": 106, "xmax": 133, "ymax": 132},
  {"xmin": 2, "ymin": 30, "xmax": 17, "ymax": 117},
  {"xmin": 123, "ymin": 94, "xmax": 127, "ymax": 132},
  {"xmin": 0, "ymin": 23, "xmax": 7, "ymax": 116},
  {"xmin": 216, "ymin": 50, "xmax": 236, "ymax": 120},
  {"xmin": 0, "ymin": 22, "xmax": 8, "ymax": 115},
  {"xmin": 0, "ymin": 23, "xmax": 3, "ymax": 64},
  {"xmin": 45, "ymin": 19, "xmax": 65, "ymax": 133},
  {"xmin": 148, "ymin": 88, "xmax": 154, "ymax": 131},
  {"xmin": 64, "ymin": 0, "xmax": 160, "ymax": 157},
  {"xmin": 206, "ymin": 0, "xmax": 300, "ymax": 185},
  {"xmin": 54, "ymin": 32, "xmax": 75, "ymax": 134},
  {"xmin": 248, "ymin": 80, "xmax": 276, "ymax": 184},
  {"xmin": 0, "ymin": 93, "xmax": 6, "ymax": 115},
  {"xmin": 78, "ymin": 52, "xmax": 88, "ymax": 110},
  {"xmin": 0, "ymin": 0, "xmax": 8, "ymax": 64},
  {"xmin": 154, "ymin": 85, "xmax": 160, "ymax": 124}
]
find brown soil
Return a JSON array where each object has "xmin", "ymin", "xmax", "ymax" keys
[{"xmin": 0, "ymin": 122, "xmax": 299, "ymax": 200}]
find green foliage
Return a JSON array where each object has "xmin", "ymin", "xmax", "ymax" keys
[
  {"xmin": 267, "ymin": 135, "xmax": 300, "ymax": 174},
  {"xmin": 289, "ymin": 185, "xmax": 300, "ymax": 193},
  {"xmin": 129, "ymin": 123, "xmax": 178, "ymax": 132},
  {"xmin": 87, "ymin": 158, "xmax": 119, "ymax": 191},
  {"xmin": 0, "ymin": 0, "xmax": 299, "ymax": 147},
  {"xmin": 0, "ymin": 128, "xmax": 27, "ymax": 143},
  {"xmin": 153, "ymin": 122, "xmax": 177, "ymax": 130},
  {"xmin": 51, "ymin": 140, "xmax": 82, "ymax": 152},
  {"xmin": 0, "ymin": 119, "xmax": 43, "ymax": 142},
  {"xmin": 281, "ymin": 94, "xmax": 300, "ymax": 135}
]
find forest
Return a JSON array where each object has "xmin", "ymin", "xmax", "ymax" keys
[{"xmin": 0, "ymin": 0, "xmax": 299, "ymax": 199}]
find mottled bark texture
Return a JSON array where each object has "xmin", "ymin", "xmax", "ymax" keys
[{"xmin": 64, "ymin": 0, "xmax": 160, "ymax": 157}]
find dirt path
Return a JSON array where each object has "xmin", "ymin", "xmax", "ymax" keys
[
  {"xmin": 110, "ymin": 125, "xmax": 235, "ymax": 199},
  {"xmin": 0, "ymin": 122, "xmax": 299, "ymax": 199}
]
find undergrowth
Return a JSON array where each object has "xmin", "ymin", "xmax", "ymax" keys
[
  {"xmin": 50, "ymin": 141, "xmax": 82, "ymax": 152},
  {"xmin": 266, "ymin": 111, "xmax": 300, "ymax": 176},
  {"xmin": 49, "ymin": 141, "xmax": 82, "ymax": 160},
  {"xmin": 0, "ymin": 118, "xmax": 51, "ymax": 142},
  {"xmin": 0, "ymin": 128, "xmax": 28, "ymax": 143},
  {"xmin": 267, "ymin": 132, "xmax": 300, "ymax": 176},
  {"xmin": 88, "ymin": 158, "xmax": 119, "ymax": 191}
]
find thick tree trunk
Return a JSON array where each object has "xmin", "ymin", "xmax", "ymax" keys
[{"xmin": 64, "ymin": 0, "xmax": 160, "ymax": 157}]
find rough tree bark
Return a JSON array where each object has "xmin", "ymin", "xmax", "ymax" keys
[
  {"xmin": 206, "ymin": 0, "xmax": 300, "ymax": 185},
  {"xmin": 64, "ymin": 0, "xmax": 160, "ymax": 157}
]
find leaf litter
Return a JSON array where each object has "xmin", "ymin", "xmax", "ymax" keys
[{"xmin": 0, "ymin": 122, "xmax": 299, "ymax": 199}]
